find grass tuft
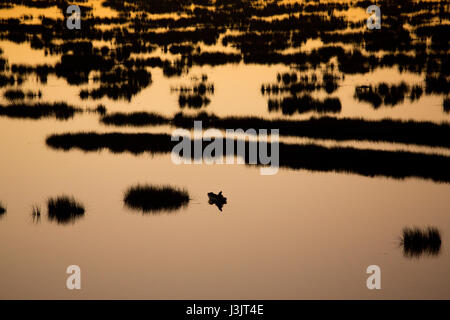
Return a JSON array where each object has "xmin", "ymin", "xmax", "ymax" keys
[
  {"xmin": 401, "ymin": 227, "xmax": 442, "ymax": 258},
  {"xmin": 124, "ymin": 184, "xmax": 189, "ymax": 213},
  {"xmin": 31, "ymin": 205, "xmax": 41, "ymax": 223},
  {"xmin": 32, "ymin": 205, "xmax": 41, "ymax": 217},
  {"xmin": 47, "ymin": 196, "xmax": 85, "ymax": 224},
  {"xmin": 444, "ymin": 98, "xmax": 450, "ymax": 113},
  {"xmin": 0, "ymin": 202, "xmax": 6, "ymax": 215}
]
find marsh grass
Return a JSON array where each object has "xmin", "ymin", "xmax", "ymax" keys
[
  {"xmin": 444, "ymin": 98, "xmax": 450, "ymax": 113},
  {"xmin": 0, "ymin": 102, "xmax": 81, "ymax": 120},
  {"xmin": 124, "ymin": 184, "xmax": 190, "ymax": 213},
  {"xmin": 95, "ymin": 104, "xmax": 107, "ymax": 115},
  {"xmin": 101, "ymin": 112, "xmax": 168, "ymax": 126},
  {"xmin": 32, "ymin": 205, "xmax": 41, "ymax": 217},
  {"xmin": 354, "ymin": 82, "xmax": 410, "ymax": 108},
  {"xmin": 0, "ymin": 202, "xmax": 6, "ymax": 215},
  {"xmin": 179, "ymin": 94, "xmax": 211, "ymax": 109},
  {"xmin": 268, "ymin": 95, "xmax": 341, "ymax": 115},
  {"xmin": 47, "ymin": 196, "xmax": 85, "ymax": 224},
  {"xmin": 4, "ymin": 89, "xmax": 25, "ymax": 100},
  {"xmin": 31, "ymin": 205, "xmax": 41, "ymax": 223},
  {"xmin": 3, "ymin": 89, "xmax": 42, "ymax": 101},
  {"xmin": 46, "ymin": 131, "xmax": 450, "ymax": 183},
  {"xmin": 262, "ymin": 72, "xmax": 340, "ymax": 94},
  {"xmin": 101, "ymin": 111, "xmax": 450, "ymax": 149},
  {"xmin": 401, "ymin": 227, "xmax": 442, "ymax": 258}
]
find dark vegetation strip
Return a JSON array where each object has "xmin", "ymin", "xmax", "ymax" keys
[
  {"xmin": 0, "ymin": 102, "xmax": 82, "ymax": 120},
  {"xmin": 179, "ymin": 94, "xmax": 211, "ymax": 109},
  {"xmin": 3, "ymin": 89, "xmax": 42, "ymax": 101},
  {"xmin": 100, "ymin": 112, "xmax": 450, "ymax": 149},
  {"xmin": 268, "ymin": 96, "xmax": 342, "ymax": 115},
  {"xmin": 354, "ymin": 83, "xmax": 423, "ymax": 108},
  {"xmin": 100, "ymin": 112, "xmax": 168, "ymax": 126},
  {"xmin": 261, "ymin": 72, "xmax": 340, "ymax": 95},
  {"xmin": 46, "ymin": 132, "xmax": 450, "ymax": 183}
]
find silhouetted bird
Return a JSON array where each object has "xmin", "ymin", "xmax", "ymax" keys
[{"xmin": 208, "ymin": 191, "xmax": 227, "ymax": 212}]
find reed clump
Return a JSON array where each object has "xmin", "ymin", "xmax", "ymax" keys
[
  {"xmin": 124, "ymin": 184, "xmax": 189, "ymax": 213},
  {"xmin": 444, "ymin": 98, "xmax": 450, "ymax": 113},
  {"xmin": 401, "ymin": 227, "xmax": 442, "ymax": 258},
  {"xmin": 47, "ymin": 196, "xmax": 85, "ymax": 224},
  {"xmin": 0, "ymin": 202, "xmax": 6, "ymax": 215}
]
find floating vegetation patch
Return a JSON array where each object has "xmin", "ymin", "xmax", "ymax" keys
[
  {"xmin": 47, "ymin": 196, "xmax": 85, "ymax": 225},
  {"xmin": 0, "ymin": 102, "xmax": 82, "ymax": 120},
  {"xmin": 401, "ymin": 227, "xmax": 442, "ymax": 258},
  {"xmin": 123, "ymin": 184, "xmax": 190, "ymax": 213}
]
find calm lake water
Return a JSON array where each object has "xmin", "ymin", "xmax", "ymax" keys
[{"xmin": 0, "ymin": 0, "xmax": 449, "ymax": 299}]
